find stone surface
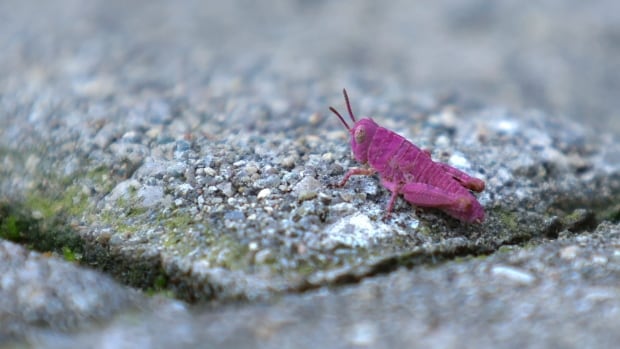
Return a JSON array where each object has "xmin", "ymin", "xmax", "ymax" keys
[
  {"xmin": 16, "ymin": 222, "xmax": 620, "ymax": 349},
  {"xmin": 0, "ymin": 241, "xmax": 145, "ymax": 342},
  {"xmin": 1, "ymin": 0, "xmax": 620, "ymax": 348}
]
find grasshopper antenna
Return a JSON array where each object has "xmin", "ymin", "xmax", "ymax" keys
[
  {"xmin": 329, "ymin": 106, "xmax": 350, "ymax": 130},
  {"xmin": 342, "ymin": 88, "xmax": 357, "ymax": 123}
]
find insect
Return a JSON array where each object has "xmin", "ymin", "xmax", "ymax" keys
[{"xmin": 329, "ymin": 89, "xmax": 485, "ymax": 223}]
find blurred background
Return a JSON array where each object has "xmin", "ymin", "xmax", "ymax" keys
[{"xmin": 2, "ymin": 0, "xmax": 619, "ymax": 133}]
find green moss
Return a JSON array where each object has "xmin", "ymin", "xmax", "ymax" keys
[
  {"xmin": 597, "ymin": 203, "xmax": 620, "ymax": 223},
  {"xmin": 24, "ymin": 178, "xmax": 99, "ymax": 224},
  {"xmin": 155, "ymin": 211, "xmax": 255, "ymax": 271},
  {"xmin": 26, "ymin": 194, "xmax": 63, "ymax": 222},
  {"xmin": 294, "ymin": 263, "xmax": 316, "ymax": 276},
  {"xmin": 145, "ymin": 289, "xmax": 176, "ymax": 298},
  {"xmin": 2, "ymin": 162, "xmax": 116, "ymax": 260},
  {"xmin": 452, "ymin": 255, "xmax": 470, "ymax": 263},
  {"xmin": 497, "ymin": 245, "xmax": 514, "ymax": 254},
  {"xmin": 62, "ymin": 246, "xmax": 81, "ymax": 262},
  {"xmin": 0, "ymin": 199, "xmax": 84, "ymax": 256},
  {"xmin": 160, "ymin": 212, "xmax": 194, "ymax": 231},
  {"xmin": 473, "ymin": 253, "xmax": 489, "ymax": 260},
  {"xmin": 19, "ymin": 186, "xmax": 89, "ymax": 253},
  {"xmin": 99, "ymin": 208, "xmax": 137, "ymax": 237},
  {"xmin": 519, "ymin": 240, "xmax": 540, "ymax": 250},
  {"xmin": 549, "ymin": 191, "xmax": 620, "ymax": 225},
  {"xmin": 416, "ymin": 224, "xmax": 433, "ymax": 236},
  {"xmin": 86, "ymin": 166, "xmax": 115, "ymax": 194},
  {"xmin": 496, "ymin": 210, "xmax": 519, "ymax": 232},
  {"xmin": 205, "ymin": 233, "xmax": 249, "ymax": 270},
  {"xmin": 0, "ymin": 215, "xmax": 21, "ymax": 240},
  {"xmin": 144, "ymin": 274, "xmax": 176, "ymax": 298},
  {"xmin": 2, "ymin": 158, "xmax": 188, "ymax": 296},
  {"xmin": 153, "ymin": 274, "xmax": 168, "ymax": 289}
]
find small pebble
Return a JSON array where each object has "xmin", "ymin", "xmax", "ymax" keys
[
  {"xmin": 217, "ymin": 182, "xmax": 234, "ymax": 197},
  {"xmin": 491, "ymin": 265, "xmax": 535, "ymax": 285},
  {"xmin": 204, "ymin": 167, "xmax": 216, "ymax": 177},
  {"xmin": 245, "ymin": 163, "xmax": 259, "ymax": 175},
  {"xmin": 309, "ymin": 112, "xmax": 321, "ymax": 125},
  {"xmin": 591, "ymin": 254, "xmax": 608, "ymax": 265},
  {"xmin": 293, "ymin": 176, "xmax": 321, "ymax": 201},
  {"xmin": 32, "ymin": 210, "xmax": 44, "ymax": 220},
  {"xmin": 257, "ymin": 188, "xmax": 271, "ymax": 200},
  {"xmin": 347, "ymin": 322, "xmax": 377, "ymax": 346},
  {"xmin": 559, "ymin": 245, "xmax": 579, "ymax": 260},
  {"xmin": 254, "ymin": 249, "xmax": 274, "ymax": 264},
  {"xmin": 224, "ymin": 210, "xmax": 244, "ymax": 220},
  {"xmin": 280, "ymin": 155, "xmax": 297, "ymax": 169}
]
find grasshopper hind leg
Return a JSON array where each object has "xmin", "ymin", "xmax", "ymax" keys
[{"xmin": 387, "ymin": 181, "xmax": 484, "ymax": 223}]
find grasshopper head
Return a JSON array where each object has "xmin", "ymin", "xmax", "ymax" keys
[
  {"xmin": 348, "ymin": 118, "xmax": 378, "ymax": 163},
  {"xmin": 329, "ymin": 89, "xmax": 378, "ymax": 164}
]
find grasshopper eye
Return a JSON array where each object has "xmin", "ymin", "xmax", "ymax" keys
[{"xmin": 354, "ymin": 127, "xmax": 366, "ymax": 144}]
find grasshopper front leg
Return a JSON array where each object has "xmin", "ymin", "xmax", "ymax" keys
[{"xmin": 337, "ymin": 167, "xmax": 376, "ymax": 187}]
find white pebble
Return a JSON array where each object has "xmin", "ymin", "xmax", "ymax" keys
[
  {"xmin": 491, "ymin": 265, "xmax": 535, "ymax": 285},
  {"xmin": 559, "ymin": 245, "xmax": 579, "ymax": 260},
  {"xmin": 449, "ymin": 153, "xmax": 471, "ymax": 169},
  {"xmin": 257, "ymin": 188, "xmax": 271, "ymax": 200},
  {"xmin": 204, "ymin": 167, "xmax": 216, "ymax": 176},
  {"xmin": 293, "ymin": 176, "xmax": 321, "ymax": 201}
]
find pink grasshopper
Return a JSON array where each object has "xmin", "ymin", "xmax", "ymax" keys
[{"xmin": 329, "ymin": 89, "xmax": 485, "ymax": 223}]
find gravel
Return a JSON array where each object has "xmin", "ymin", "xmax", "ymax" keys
[{"xmin": 1, "ymin": 0, "xmax": 620, "ymax": 347}]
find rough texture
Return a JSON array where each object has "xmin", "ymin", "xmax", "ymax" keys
[
  {"xmin": 21, "ymin": 222, "xmax": 620, "ymax": 349},
  {"xmin": 0, "ymin": 241, "xmax": 144, "ymax": 341},
  {"xmin": 1, "ymin": 0, "xmax": 620, "ymax": 348}
]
